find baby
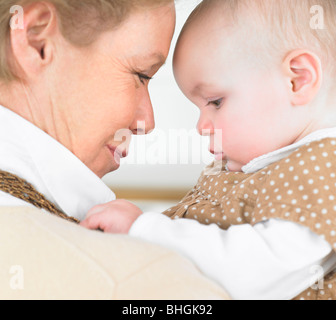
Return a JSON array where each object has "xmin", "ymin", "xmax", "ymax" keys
[{"xmin": 81, "ymin": 0, "xmax": 336, "ymax": 300}]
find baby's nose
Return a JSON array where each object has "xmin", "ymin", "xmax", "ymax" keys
[{"xmin": 197, "ymin": 116, "xmax": 214, "ymax": 136}]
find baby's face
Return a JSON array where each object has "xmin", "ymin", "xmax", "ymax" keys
[{"xmin": 173, "ymin": 20, "xmax": 307, "ymax": 172}]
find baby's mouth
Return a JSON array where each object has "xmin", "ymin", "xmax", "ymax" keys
[
  {"xmin": 215, "ymin": 153, "xmax": 225, "ymax": 161},
  {"xmin": 209, "ymin": 149, "xmax": 226, "ymax": 161}
]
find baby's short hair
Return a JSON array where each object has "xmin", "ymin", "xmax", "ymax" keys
[{"xmin": 186, "ymin": 0, "xmax": 336, "ymax": 78}]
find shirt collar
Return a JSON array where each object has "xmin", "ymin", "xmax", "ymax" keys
[
  {"xmin": 242, "ymin": 127, "xmax": 336, "ymax": 174},
  {"xmin": 0, "ymin": 105, "xmax": 115, "ymax": 221}
]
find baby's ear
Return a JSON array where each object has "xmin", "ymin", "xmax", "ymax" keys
[{"xmin": 283, "ymin": 49, "xmax": 322, "ymax": 106}]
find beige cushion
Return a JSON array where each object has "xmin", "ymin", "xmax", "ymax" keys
[{"xmin": 0, "ymin": 206, "xmax": 230, "ymax": 300}]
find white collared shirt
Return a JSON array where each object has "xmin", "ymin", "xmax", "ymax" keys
[
  {"xmin": 242, "ymin": 127, "xmax": 336, "ymax": 174},
  {"xmin": 0, "ymin": 105, "xmax": 115, "ymax": 221},
  {"xmin": 130, "ymin": 128, "xmax": 336, "ymax": 300}
]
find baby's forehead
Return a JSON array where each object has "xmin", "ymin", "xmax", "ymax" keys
[
  {"xmin": 174, "ymin": 2, "xmax": 276, "ymax": 68},
  {"xmin": 173, "ymin": 8, "xmax": 272, "ymax": 87},
  {"xmin": 182, "ymin": 3, "xmax": 230, "ymax": 34},
  {"xmin": 177, "ymin": 15, "xmax": 232, "ymax": 49},
  {"xmin": 175, "ymin": 14, "xmax": 245, "ymax": 66}
]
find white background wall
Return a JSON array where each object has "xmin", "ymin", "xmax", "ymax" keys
[{"xmin": 103, "ymin": 0, "xmax": 212, "ymax": 192}]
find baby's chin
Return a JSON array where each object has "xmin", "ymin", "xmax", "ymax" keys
[{"xmin": 226, "ymin": 160, "xmax": 244, "ymax": 173}]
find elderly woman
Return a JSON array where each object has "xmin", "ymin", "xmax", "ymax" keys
[{"xmin": 0, "ymin": 0, "xmax": 175, "ymax": 222}]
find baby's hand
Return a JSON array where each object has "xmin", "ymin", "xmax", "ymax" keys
[{"xmin": 80, "ymin": 199, "xmax": 143, "ymax": 234}]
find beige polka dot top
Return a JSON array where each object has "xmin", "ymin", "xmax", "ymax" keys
[{"xmin": 163, "ymin": 138, "xmax": 336, "ymax": 300}]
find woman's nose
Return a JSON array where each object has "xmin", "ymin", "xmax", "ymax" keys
[
  {"xmin": 130, "ymin": 91, "xmax": 155, "ymax": 135},
  {"xmin": 197, "ymin": 113, "xmax": 214, "ymax": 136}
]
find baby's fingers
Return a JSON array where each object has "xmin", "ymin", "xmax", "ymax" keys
[
  {"xmin": 80, "ymin": 214, "xmax": 105, "ymax": 232},
  {"xmin": 85, "ymin": 204, "xmax": 106, "ymax": 219}
]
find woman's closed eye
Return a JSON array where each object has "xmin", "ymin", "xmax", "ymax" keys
[{"xmin": 137, "ymin": 73, "xmax": 153, "ymax": 85}]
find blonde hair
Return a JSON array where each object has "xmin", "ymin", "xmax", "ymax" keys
[
  {"xmin": 185, "ymin": 0, "xmax": 336, "ymax": 77},
  {"xmin": 0, "ymin": 0, "xmax": 174, "ymax": 82}
]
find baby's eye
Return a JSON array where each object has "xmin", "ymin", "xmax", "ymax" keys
[{"xmin": 208, "ymin": 98, "xmax": 223, "ymax": 109}]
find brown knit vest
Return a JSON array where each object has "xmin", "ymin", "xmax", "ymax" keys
[{"xmin": 0, "ymin": 170, "xmax": 80, "ymax": 224}]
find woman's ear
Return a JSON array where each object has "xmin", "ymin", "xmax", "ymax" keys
[
  {"xmin": 282, "ymin": 49, "xmax": 322, "ymax": 106},
  {"xmin": 9, "ymin": 2, "xmax": 57, "ymax": 81}
]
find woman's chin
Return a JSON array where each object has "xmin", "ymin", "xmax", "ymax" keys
[
  {"xmin": 90, "ymin": 157, "xmax": 121, "ymax": 179},
  {"xmin": 105, "ymin": 161, "xmax": 121, "ymax": 176}
]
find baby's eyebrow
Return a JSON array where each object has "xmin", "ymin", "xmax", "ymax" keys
[
  {"xmin": 191, "ymin": 83, "xmax": 203, "ymax": 95},
  {"xmin": 191, "ymin": 82, "xmax": 209, "ymax": 96}
]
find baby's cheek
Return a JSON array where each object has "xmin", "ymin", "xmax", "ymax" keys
[
  {"xmin": 215, "ymin": 116, "xmax": 244, "ymax": 147},
  {"xmin": 216, "ymin": 118, "xmax": 264, "ymax": 164}
]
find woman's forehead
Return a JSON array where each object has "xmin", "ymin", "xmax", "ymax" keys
[{"xmin": 95, "ymin": 7, "xmax": 175, "ymax": 67}]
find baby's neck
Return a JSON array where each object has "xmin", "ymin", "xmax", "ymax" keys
[{"xmin": 294, "ymin": 110, "xmax": 336, "ymax": 144}]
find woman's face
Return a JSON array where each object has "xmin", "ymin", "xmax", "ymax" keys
[{"xmin": 49, "ymin": 4, "xmax": 176, "ymax": 178}]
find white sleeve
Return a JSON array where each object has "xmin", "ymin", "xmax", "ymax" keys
[{"xmin": 129, "ymin": 212, "xmax": 336, "ymax": 300}]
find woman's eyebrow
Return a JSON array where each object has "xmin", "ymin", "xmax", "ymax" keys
[
  {"xmin": 149, "ymin": 53, "xmax": 167, "ymax": 69},
  {"xmin": 136, "ymin": 53, "xmax": 167, "ymax": 69}
]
